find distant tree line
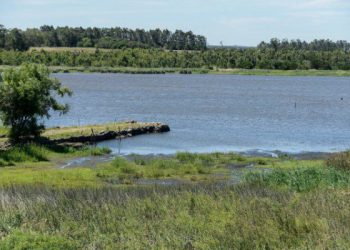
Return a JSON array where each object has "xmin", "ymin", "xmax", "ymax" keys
[
  {"xmin": 0, "ymin": 46, "xmax": 349, "ymax": 70},
  {"xmin": 258, "ymin": 38, "xmax": 350, "ymax": 52},
  {"xmin": 0, "ymin": 25, "xmax": 207, "ymax": 51}
]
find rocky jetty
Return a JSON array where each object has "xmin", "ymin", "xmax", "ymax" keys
[{"xmin": 53, "ymin": 122, "xmax": 170, "ymax": 147}]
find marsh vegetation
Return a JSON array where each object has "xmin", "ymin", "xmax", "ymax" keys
[{"xmin": 0, "ymin": 150, "xmax": 350, "ymax": 249}]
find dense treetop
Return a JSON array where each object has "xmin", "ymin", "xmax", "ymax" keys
[
  {"xmin": 0, "ymin": 25, "xmax": 207, "ymax": 51},
  {"xmin": 0, "ymin": 47, "xmax": 349, "ymax": 70},
  {"xmin": 258, "ymin": 38, "xmax": 350, "ymax": 52}
]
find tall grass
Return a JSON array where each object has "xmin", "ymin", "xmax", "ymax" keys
[
  {"xmin": 0, "ymin": 184, "xmax": 350, "ymax": 249},
  {"xmin": 326, "ymin": 151, "xmax": 350, "ymax": 171},
  {"xmin": 111, "ymin": 156, "xmax": 210, "ymax": 179},
  {"xmin": 245, "ymin": 167, "xmax": 350, "ymax": 192},
  {"xmin": 0, "ymin": 144, "xmax": 49, "ymax": 166}
]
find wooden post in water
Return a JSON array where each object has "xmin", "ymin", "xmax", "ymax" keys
[{"xmin": 117, "ymin": 126, "xmax": 122, "ymax": 155}]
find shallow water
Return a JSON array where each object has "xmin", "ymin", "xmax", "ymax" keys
[{"xmin": 49, "ymin": 73, "xmax": 350, "ymax": 154}]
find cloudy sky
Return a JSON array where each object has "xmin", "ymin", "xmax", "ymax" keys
[{"xmin": 1, "ymin": 0, "xmax": 349, "ymax": 46}]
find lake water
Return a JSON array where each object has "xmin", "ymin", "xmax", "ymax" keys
[{"xmin": 49, "ymin": 73, "xmax": 350, "ymax": 155}]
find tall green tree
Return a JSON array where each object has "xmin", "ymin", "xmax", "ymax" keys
[
  {"xmin": 0, "ymin": 24, "xmax": 6, "ymax": 48},
  {"xmin": 0, "ymin": 64, "xmax": 72, "ymax": 140},
  {"xmin": 5, "ymin": 29, "xmax": 27, "ymax": 51}
]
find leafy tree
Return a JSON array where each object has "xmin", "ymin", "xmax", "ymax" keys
[
  {"xmin": 77, "ymin": 37, "xmax": 93, "ymax": 47},
  {"xmin": 4, "ymin": 29, "xmax": 27, "ymax": 51},
  {"xmin": 0, "ymin": 25, "xmax": 207, "ymax": 50},
  {"xmin": 0, "ymin": 24, "xmax": 6, "ymax": 48},
  {"xmin": 0, "ymin": 64, "xmax": 72, "ymax": 140}
]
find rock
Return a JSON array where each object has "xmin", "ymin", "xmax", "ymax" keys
[{"xmin": 157, "ymin": 124, "xmax": 170, "ymax": 132}]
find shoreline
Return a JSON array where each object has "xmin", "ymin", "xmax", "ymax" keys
[
  {"xmin": 61, "ymin": 150, "xmax": 333, "ymax": 169},
  {"xmin": 49, "ymin": 67, "xmax": 350, "ymax": 77},
  {"xmin": 1, "ymin": 65, "xmax": 350, "ymax": 77}
]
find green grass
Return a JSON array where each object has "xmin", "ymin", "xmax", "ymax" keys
[
  {"xmin": 110, "ymin": 155, "xmax": 212, "ymax": 179},
  {"xmin": 0, "ymin": 143, "xmax": 111, "ymax": 168},
  {"xmin": 99, "ymin": 152, "xmax": 275, "ymax": 182},
  {"xmin": 0, "ymin": 151, "xmax": 272, "ymax": 186}
]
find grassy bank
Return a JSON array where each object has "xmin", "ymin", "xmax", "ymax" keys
[
  {"xmin": 42, "ymin": 121, "xmax": 166, "ymax": 140},
  {"xmin": 0, "ymin": 121, "xmax": 167, "ymax": 141},
  {"xmin": 0, "ymin": 151, "xmax": 271, "ymax": 186},
  {"xmin": 1, "ymin": 65, "xmax": 350, "ymax": 76},
  {"xmin": 0, "ymin": 121, "xmax": 166, "ymax": 168}
]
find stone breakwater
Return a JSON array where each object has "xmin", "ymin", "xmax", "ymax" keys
[{"xmin": 53, "ymin": 122, "xmax": 170, "ymax": 147}]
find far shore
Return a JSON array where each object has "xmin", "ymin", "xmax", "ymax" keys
[{"xmin": 1, "ymin": 65, "xmax": 350, "ymax": 77}]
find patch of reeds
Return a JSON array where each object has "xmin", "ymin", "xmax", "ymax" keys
[{"xmin": 326, "ymin": 151, "xmax": 350, "ymax": 171}]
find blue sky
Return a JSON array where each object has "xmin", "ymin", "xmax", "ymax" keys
[{"xmin": 1, "ymin": 0, "xmax": 349, "ymax": 46}]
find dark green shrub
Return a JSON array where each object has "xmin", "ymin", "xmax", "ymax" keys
[{"xmin": 0, "ymin": 143, "xmax": 48, "ymax": 164}]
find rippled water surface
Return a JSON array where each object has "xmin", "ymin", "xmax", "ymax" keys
[{"xmin": 49, "ymin": 73, "xmax": 350, "ymax": 154}]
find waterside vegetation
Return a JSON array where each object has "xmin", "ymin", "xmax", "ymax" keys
[
  {"xmin": 1, "ymin": 47, "xmax": 349, "ymax": 72},
  {"xmin": 1, "ymin": 65, "xmax": 350, "ymax": 77},
  {"xmin": 0, "ymin": 151, "xmax": 350, "ymax": 248}
]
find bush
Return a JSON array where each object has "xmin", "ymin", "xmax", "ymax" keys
[
  {"xmin": 89, "ymin": 146, "xmax": 111, "ymax": 156},
  {"xmin": 0, "ymin": 143, "xmax": 48, "ymax": 164},
  {"xmin": 175, "ymin": 152, "xmax": 198, "ymax": 163},
  {"xmin": 326, "ymin": 151, "xmax": 350, "ymax": 171},
  {"xmin": 111, "ymin": 157, "xmax": 131, "ymax": 168}
]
